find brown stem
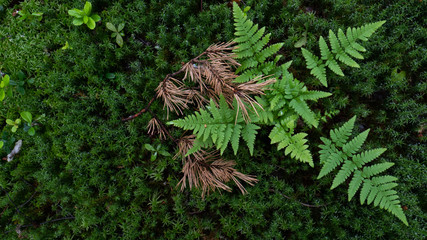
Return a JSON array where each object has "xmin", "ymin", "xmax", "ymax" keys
[
  {"xmin": 121, "ymin": 97, "xmax": 156, "ymax": 121},
  {"xmin": 268, "ymin": 189, "xmax": 327, "ymax": 208}
]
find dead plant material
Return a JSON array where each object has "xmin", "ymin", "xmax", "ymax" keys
[
  {"xmin": 147, "ymin": 118, "xmax": 166, "ymax": 140},
  {"xmin": 175, "ymin": 136, "xmax": 258, "ymax": 198},
  {"xmin": 155, "ymin": 76, "xmax": 190, "ymax": 118}
]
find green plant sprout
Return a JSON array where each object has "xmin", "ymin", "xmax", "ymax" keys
[
  {"xmin": 20, "ymin": 111, "xmax": 35, "ymax": 136},
  {"xmin": 144, "ymin": 143, "xmax": 171, "ymax": 161},
  {"xmin": 61, "ymin": 41, "xmax": 73, "ymax": 50},
  {"xmin": 6, "ymin": 118, "xmax": 20, "ymax": 133},
  {"xmin": 0, "ymin": 74, "xmax": 11, "ymax": 101},
  {"xmin": 17, "ymin": 9, "xmax": 43, "ymax": 22},
  {"xmin": 106, "ymin": 22, "xmax": 125, "ymax": 47},
  {"xmin": 68, "ymin": 1, "xmax": 101, "ymax": 30}
]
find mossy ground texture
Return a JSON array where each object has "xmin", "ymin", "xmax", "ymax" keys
[{"xmin": 0, "ymin": 0, "xmax": 425, "ymax": 239}]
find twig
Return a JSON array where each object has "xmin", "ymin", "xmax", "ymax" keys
[
  {"xmin": 0, "ymin": 185, "xmax": 21, "ymax": 214},
  {"xmin": 269, "ymin": 189, "xmax": 327, "ymax": 208},
  {"xmin": 5, "ymin": 216, "xmax": 75, "ymax": 234},
  {"xmin": 121, "ymin": 97, "xmax": 155, "ymax": 121}
]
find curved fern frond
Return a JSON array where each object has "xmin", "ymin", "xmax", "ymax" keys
[
  {"xmin": 169, "ymin": 95, "xmax": 260, "ymax": 156},
  {"xmin": 318, "ymin": 116, "xmax": 408, "ymax": 225},
  {"xmin": 301, "ymin": 21, "xmax": 385, "ymax": 86},
  {"xmin": 233, "ymin": 2, "xmax": 284, "ymax": 82}
]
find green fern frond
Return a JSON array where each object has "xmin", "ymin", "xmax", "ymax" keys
[
  {"xmin": 318, "ymin": 116, "xmax": 407, "ymax": 225},
  {"xmin": 301, "ymin": 48, "xmax": 327, "ymax": 87},
  {"xmin": 169, "ymin": 95, "xmax": 260, "ymax": 156},
  {"xmin": 301, "ymin": 21, "xmax": 385, "ymax": 86},
  {"xmin": 232, "ymin": 2, "xmax": 283, "ymax": 81},
  {"xmin": 269, "ymin": 124, "xmax": 313, "ymax": 167}
]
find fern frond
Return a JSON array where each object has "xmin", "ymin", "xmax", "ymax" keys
[
  {"xmin": 301, "ymin": 48, "xmax": 327, "ymax": 87},
  {"xmin": 232, "ymin": 2, "xmax": 283, "ymax": 82},
  {"xmin": 170, "ymin": 96, "xmax": 260, "ymax": 156},
  {"xmin": 302, "ymin": 22, "xmax": 385, "ymax": 85},
  {"xmin": 269, "ymin": 124, "xmax": 313, "ymax": 167},
  {"xmin": 318, "ymin": 116, "xmax": 407, "ymax": 225}
]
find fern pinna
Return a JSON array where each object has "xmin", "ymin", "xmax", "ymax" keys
[
  {"xmin": 301, "ymin": 21, "xmax": 385, "ymax": 87},
  {"xmin": 318, "ymin": 116, "xmax": 408, "ymax": 225}
]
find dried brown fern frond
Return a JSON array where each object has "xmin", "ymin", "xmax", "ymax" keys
[
  {"xmin": 155, "ymin": 76, "xmax": 190, "ymax": 118},
  {"xmin": 178, "ymin": 150, "xmax": 258, "ymax": 198},
  {"xmin": 186, "ymin": 89, "xmax": 209, "ymax": 109},
  {"xmin": 205, "ymin": 41, "xmax": 240, "ymax": 67},
  {"xmin": 175, "ymin": 136, "xmax": 258, "ymax": 198},
  {"xmin": 147, "ymin": 118, "xmax": 166, "ymax": 140}
]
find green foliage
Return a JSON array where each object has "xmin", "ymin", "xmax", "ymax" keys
[
  {"xmin": 318, "ymin": 116, "xmax": 408, "ymax": 225},
  {"xmin": 17, "ymin": 9, "xmax": 43, "ymax": 22},
  {"xmin": 169, "ymin": 95, "xmax": 260, "ymax": 156},
  {"xmin": 0, "ymin": 74, "xmax": 11, "ymax": 101},
  {"xmin": 68, "ymin": 1, "xmax": 101, "ymax": 30},
  {"xmin": 144, "ymin": 143, "xmax": 171, "ymax": 161},
  {"xmin": 106, "ymin": 22, "xmax": 125, "ymax": 47},
  {"xmin": 232, "ymin": 2, "xmax": 284, "ymax": 82},
  {"xmin": 302, "ymin": 21, "xmax": 385, "ymax": 86}
]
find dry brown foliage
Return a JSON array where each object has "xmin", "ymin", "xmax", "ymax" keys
[
  {"xmin": 147, "ymin": 118, "xmax": 166, "ymax": 140},
  {"xmin": 175, "ymin": 135, "xmax": 258, "ymax": 198}
]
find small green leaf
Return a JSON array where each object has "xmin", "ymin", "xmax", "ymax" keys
[
  {"xmin": 87, "ymin": 17, "xmax": 96, "ymax": 29},
  {"xmin": 83, "ymin": 15, "xmax": 89, "ymax": 24},
  {"xmin": 0, "ymin": 141, "xmax": 3, "ymax": 148},
  {"xmin": 111, "ymin": 32, "xmax": 117, "ymax": 38},
  {"xmin": 118, "ymin": 23, "xmax": 125, "ymax": 32},
  {"xmin": 144, "ymin": 144, "xmax": 156, "ymax": 152},
  {"xmin": 116, "ymin": 34, "xmax": 124, "ymax": 47},
  {"xmin": 243, "ymin": 6, "xmax": 251, "ymax": 12},
  {"xmin": 83, "ymin": 1, "xmax": 92, "ymax": 15},
  {"xmin": 28, "ymin": 127, "xmax": 35, "ymax": 136},
  {"xmin": 151, "ymin": 152, "xmax": 158, "ymax": 161},
  {"xmin": 68, "ymin": 9, "xmax": 84, "ymax": 18},
  {"xmin": 0, "ymin": 89, "xmax": 5, "ymax": 101},
  {"xmin": 106, "ymin": 22, "xmax": 116, "ymax": 32},
  {"xmin": 20, "ymin": 111, "xmax": 32, "ymax": 123},
  {"xmin": 294, "ymin": 34, "xmax": 307, "ymax": 48},
  {"xmin": 15, "ymin": 119, "xmax": 21, "ymax": 124},
  {"xmin": 106, "ymin": 73, "xmax": 115, "ymax": 79},
  {"xmin": 159, "ymin": 150, "xmax": 171, "ymax": 157},
  {"xmin": 91, "ymin": 14, "xmax": 101, "ymax": 22},
  {"xmin": 12, "ymin": 125, "xmax": 18, "ymax": 132},
  {"xmin": 6, "ymin": 119, "xmax": 14, "ymax": 125},
  {"xmin": 3, "ymin": 75, "xmax": 10, "ymax": 86},
  {"xmin": 72, "ymin": 18, "xmax": 84, "ymax": 26}
]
